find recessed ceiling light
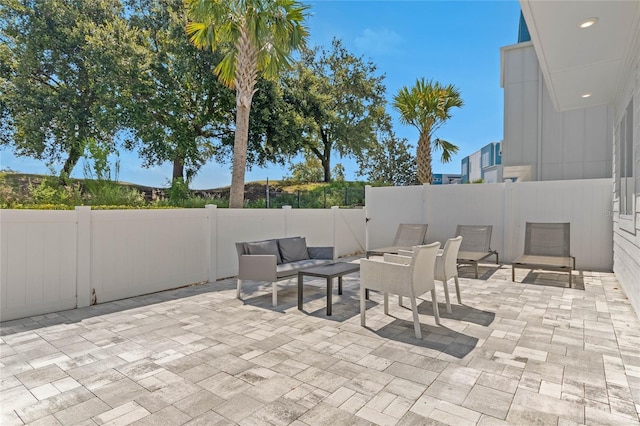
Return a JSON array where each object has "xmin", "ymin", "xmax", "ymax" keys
[
  {"xmin": 578, "ymin": 18, "xmax": 598, "ymax": 29},
  {"xmin": 581, "ymin": 92, "xmax": 592, "ymax": 98}
]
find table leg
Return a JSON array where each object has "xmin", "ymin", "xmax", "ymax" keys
[
  {"xmin": 298, "ymin": 273, "xmax": 303, "ymax": 310},
  {"xmin": 338, "ymin": 276, "xmax": 343, "ymax": 295},
  {"xmin": 326, "ymin": 277, "xmax": 332, "ymax": 316}
]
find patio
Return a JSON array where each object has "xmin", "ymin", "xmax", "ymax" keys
[{"xmin": 1, "ymin": 262, "xmax": 639, "ymax": 425}]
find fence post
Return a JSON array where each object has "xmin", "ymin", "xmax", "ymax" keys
[
  {"xmin": 282, "ymin": 205, "xmax": 292, "ymax": 236},
  {"xmin": 266, "ymin": 178, "xmax": 270, "ymax": 209},
  {"xmin": 76, "ymin": 206, "xmax": 91, "ymax": 308},
  {"xmin": 503, "ymin": 180, "xmax": 514, "ymax": 263},
  {"xmin": 364, "ymin": 185, "xmax": 371, "ymax": 252},
  {"xmin": 205, "ymin": 204, "xmax": 217, "ymax": 282},
  {"xmin": 331, "ymin": 206, "xmax": 339, "ymax": 259}
]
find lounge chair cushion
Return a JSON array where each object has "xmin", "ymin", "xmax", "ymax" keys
[
  {"xmin": 246, "ymin": 240, "xmax": 283, "ymax": 264},
  {"xmin": 278, "ymin": 237, "xmax": 310, "ymax": 263}
]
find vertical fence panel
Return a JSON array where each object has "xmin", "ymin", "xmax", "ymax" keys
[
  {"xmin": 215, "ymin": 209, "xmax": 287, "ymax": 279},
  {"xmin": 1, "ymin": 210, "xmax": 77, "ymax": 321},
  {"xmin": 365, "ymin": 185, "xmax": 426, "ymax": 251},
  {"xmin": 90, "ymin": 209, "xmax": 209, "ymax": 303},
  {"xmin": 365, "ymin": 179, "xmax": 613, "ymax": 271}
]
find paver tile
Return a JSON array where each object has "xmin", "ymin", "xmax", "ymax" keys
[{"xmin": 2, "ymin": 266, "xmax": 639, "ymax": 426}]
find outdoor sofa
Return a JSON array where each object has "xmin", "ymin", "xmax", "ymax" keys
[{"xmin": 236, "ymin": 237, "xmax": 334, "ymax": 306}]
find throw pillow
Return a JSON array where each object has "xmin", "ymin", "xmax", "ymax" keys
[
  {"xmin": 246, "ymin": 240, "xmax": 283, "ymax": 264},
  {"xmin": 278, "ymin": 237, "xmax": 310, "ymax": 263}
]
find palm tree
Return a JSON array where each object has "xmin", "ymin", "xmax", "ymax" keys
[
  {"xmin": 393, "ymin": 78, "xmax": 463, "ymax": 184},
  {"xmin": 185, "ymin": 0, "xmax": 309, "ymax": 207}
]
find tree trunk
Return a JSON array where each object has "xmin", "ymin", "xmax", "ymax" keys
[
  {"xmin": 322, "ymin": 158, "xmax": 331, "ymax": 183},
  {"xmin": 172, "ymin": 155, "xmax": 184, "ymax": 181},
  {"xmin": 228, "ymin": 25, "xmax": 258, "ymax": 208},
  {"xmin": 229, "ymin": 96, "xmax": 251, "ymax": 208},
  {"xmin": 416, "ymin": 131, "xmax": 433, "ymax": 184},
  {"xmin": 321, "ymin": 129, "xmax": 331, "ymax": 182},
  {"xmin": 60, "ymin": 141, "xmax": 83, "ymax": 181}
]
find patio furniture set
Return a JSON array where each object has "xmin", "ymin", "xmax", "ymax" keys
[{"xmin": 235, "ymin": 222, "xmax": 575, "ymax": 339}]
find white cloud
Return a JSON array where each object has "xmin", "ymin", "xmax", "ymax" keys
[{"xmin": 354, "ymin": 28, "xmax": 404, "ymax": 56}]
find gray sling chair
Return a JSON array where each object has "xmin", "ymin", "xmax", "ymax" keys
[
  {"xmin": 512, "ymin": 222, "xmax": 575, "ymax": 287},
  {"xmin": 366, "ymin": 224, "xmax": 428, "ymax": 258},
  {"xmin": 455, "ymin": 225, "xmax": 499, "ymax": 278}
]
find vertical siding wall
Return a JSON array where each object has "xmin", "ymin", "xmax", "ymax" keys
[
  {"xmin": 501, "ymin": 43, "xmax": 613, "ymax": 180},
  {"xmin": 612, "ymin": 27, "xmax": 640, "ymax": 319},
  {"xmin": 1, "ymin": 207, "xmax": 366, "ymax": 321},
  {"xmin": 366, "ymin": 179, "xmax": 613, "ymax": 270}
]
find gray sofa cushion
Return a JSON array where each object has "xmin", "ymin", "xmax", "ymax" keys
[
  {"xmin": 278, "ymin": 237, "xmax": 310, "ymax": 263},
  {"xmin": 246, "ymin": 239, "xmax": 283, "ymax": 264},
  {"xmin": 276, "ymin": 258, "xmax": 332, "ymax": 278}
]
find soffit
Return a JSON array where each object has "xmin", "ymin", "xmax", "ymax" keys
[{"xmin": 520, "ymin": 0, "xmax": 640, "ymax": 111}]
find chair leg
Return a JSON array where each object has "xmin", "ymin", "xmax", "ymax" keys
[
  {"xmin": 272, "ymin": 282, "xmax": 277, "ymax": 306},
  {"xmin": 360, "ymin": 286, "xmax": 367, "ymax": 326},
  {"xmin": 431, "ymin": 289, "xmax": 440, "ymax": 325},
  {"xmin": 384, "ymin": 293, "xmax": 389, "ymax": 315},
  {"xmin": 454, "ymin": 275, "xmax": 462, "ymax": 304},
  {"xmin": 236, "ymin": 279, "xmax": 242, "ymax": 299},
  {"xmin": 475, "ymin": 262, "xmax": 479, "ymax": 279},
  {"xmin": 442, "ymin": 279, "xmax": 452, "ymax": 314},
  {"xmin": 512, "ymin": 265, "xmax": 515, "ymax": 282},
  {"xmin": 398, "ymin": 295, "xmax": 404, "ymax": 307},
  {"xmin": 409, "ymin": 296, "xmax": 422, "ymax": 339}
]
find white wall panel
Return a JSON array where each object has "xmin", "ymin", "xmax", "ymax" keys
[
  {"xmin": 215, "ymin": 209, "xmax": 286, "ymax": 279},
  {"xmin": 1, "ymin": 210, "xmax": 77, "ymax": 321},
  {"xmin": 366, "ymin": 179, "xmax": 612, "ymax": 271},
  {"xmin": 335, "ymin": 209, "xmax": 366, "ymax": 257},
  {"xmin": 91, "ymin": 209, "xmax": 209, "ymax": 303},
  {"xmin": 365, "ymin": 186, "xmax": 425, "ymax": 251}
]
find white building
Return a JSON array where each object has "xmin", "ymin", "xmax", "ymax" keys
[{"xmin": 517, "ymin": 1, "xmax": 640, "ymax": 316}]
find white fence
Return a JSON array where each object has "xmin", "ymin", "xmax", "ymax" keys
[
  {"xmin": 365, "ymin": 179, "xmax": 613, "ymax": 271},
  {"xmin": 1, "ymin": 179, "xmax": 612, "ymax": 322},
  {"xmin": 1, "ymin": 206, "xmax": 365, "ymax": 321}
]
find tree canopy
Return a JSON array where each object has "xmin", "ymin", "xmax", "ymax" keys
[
  {"xmin": 282, "ymin": 38, "xmax": 387, "ymax": 182},
  {"xmin": 0, "ymin": 0, "xmax": 131, "ymax": 178},
  {"xmin": 122, "ymin": 0, "xmax": 236, "ymax": 184},
  {"xmin": 393, "ymin": 78, "xmax": 463, "ymax": 184},
  {"xmin": 357, "ymin": 128, "xmax": 418, "ymax": 186}
]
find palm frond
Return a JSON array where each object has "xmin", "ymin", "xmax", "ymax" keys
[{"xmin": 433, "ymin": 138, "xmax": 459, "ymax": 163}]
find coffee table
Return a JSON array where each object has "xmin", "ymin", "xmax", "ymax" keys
[{"xmin": 297, "ymin": 262, "xmax": 360, "ymax": 316}]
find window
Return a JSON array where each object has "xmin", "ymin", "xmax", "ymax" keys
[
  {"xmin": 481, "ymin": 151, "xmax": 491, "ymax": 168},
  {"xmin": 616, "ymin": 98, "xmax": 635, "ymax": 217}
]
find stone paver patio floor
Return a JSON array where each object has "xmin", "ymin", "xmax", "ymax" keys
[{"xmin": 1, "ymin": 262, "xmax": 639, "ymax": 425}]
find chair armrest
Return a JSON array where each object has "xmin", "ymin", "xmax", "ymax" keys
[
  {"xmin": 238, "ymin": 255, "xmax": 277, "ymax": 282},
  {"xmin": 308, "ymin": 246, "xmax": 334, "ymax": 260},
  {"xmin": 360, "ymin": 258, "xmax": 410, "ymax": 292},
  {"xmin": 384, "ymin": 253, "xmax": 411, "ymax": 265}
]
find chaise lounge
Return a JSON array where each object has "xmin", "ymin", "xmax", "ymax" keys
[
  {"xmin": 455, "ymin": 225, "xmax": 499, "ymax": 278},
  {"xmin": 512, "ymin": 222, "xmax": 575, "ymax": 287}
]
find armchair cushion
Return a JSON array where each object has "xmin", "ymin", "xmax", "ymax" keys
[
  {"xmin": 278, "ymin": 237, "xmax": 310, "ymax": 263},
  {"xmin": 246, "ymin": 239, "xmax": 283, "ymax": 264}
]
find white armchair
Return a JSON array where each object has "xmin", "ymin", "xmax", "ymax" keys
[
  {"xmin": 360, "ymin": 242, "xmax": 441, "ymax": 339},
  {"xmin": 435, "ymin": 236, "xmax": 463, "ymax": 313}
]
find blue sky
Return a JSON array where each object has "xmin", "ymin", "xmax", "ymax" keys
[{"xmin": 0, "ymin": 0, "xmax": 522, "ymax": 189}]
